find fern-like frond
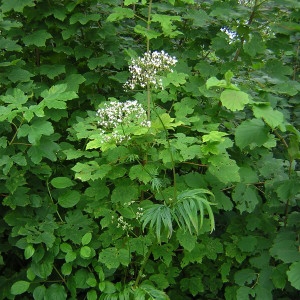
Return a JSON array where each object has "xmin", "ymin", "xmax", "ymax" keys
[
  {"xmin": 141, "ymin": 204, "xmax": 173, "ymax": 244},
  {"xmin": 174, "ymin": 189, "xmax": 215, "ymax": 234}
]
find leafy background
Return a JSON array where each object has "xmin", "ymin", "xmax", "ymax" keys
[{"xmin": 0, "ymin": 0, "xmax": 299, "ymax": 299}]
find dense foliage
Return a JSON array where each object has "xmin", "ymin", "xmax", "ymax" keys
[{"xmin": 0, "ymin": 0, "xmax": 299, "ymax": 299}]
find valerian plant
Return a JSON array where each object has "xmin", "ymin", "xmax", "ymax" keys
[{"xmin": 0, "ymin": 0, "xmax": 299, "ymax": 299}]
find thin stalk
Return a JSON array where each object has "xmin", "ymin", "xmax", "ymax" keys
[
  {"xmin": 134, "ymin": 244, "xmax": 154, "ymax": 288},
  {"xmin": 152, "ymin": 107, "xmax": 177, "ymax": 201},
  {"xmin": 146, "ymin": 0, "xmax": 153, "ymax": 53},
  {"xmin": 46, "ymin": 180, "xmax": 64, "ymax": 223},
  {"xmin": 147, "ymin": 83, "xmax": 151, "ymax": 121}
]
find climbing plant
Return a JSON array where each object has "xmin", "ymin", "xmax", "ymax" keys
[{"xmin": 0, "ymin": 0, "xmax": 299, "ymax": 299}]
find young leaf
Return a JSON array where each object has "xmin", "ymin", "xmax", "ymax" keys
[{"xmin": 11, "ymin": 281, "xmax": 30, "ymax": 295}]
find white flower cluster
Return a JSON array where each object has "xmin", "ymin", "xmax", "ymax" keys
[
  {"xmin": 117, "ymin": 216, "xmax": 133, "ymax": 231},
  {"xmin": 136, "ymin": 207, "xmax": 144, "ymax": 219},
  {"xmin": 96, "ymin": 100, "xmax": 150, "ymax": 144},
  {"xmin": 124, "ymin": 50, "xmax": 178, "ymax": 90}
]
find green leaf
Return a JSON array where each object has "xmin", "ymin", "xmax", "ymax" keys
[
  {"xmin": 107, "ymin": 7, "xmax": 135, "ymax": 22},
  {"xmin": 134, "ymin": 25, "xmax": 161, "ymax": 40},
  {"xmin": 24, "ymin": 244, "xmax": 35, "ymax": 259},
  {"xmin": 81, "ymin": 232, "xmax": 92, "ymax": 246},
  {"xmin": 69, "ymin": 13, "xmax": 100, "ymax": 25},
  {"xmin": 18, "ymin": 119, "xmax": 54, "ymax": 145},
  {"xmin": 61, "ymin": 263, "xmax": 72, "ymax": 276},
  {"xmin": 243, "ymin": 32, "xmax": 265, "ymax": 57},
  {"xmin": 235, "ymin": 119, "xmax": 269, "ymax": 149},
  {"xmin": 58, "ymin": 190, "xmax": 80, "ymax": 208},
  {"xmin": 41, "ymin": 84, "xmax": 78, "ymax": 109},
  {"xmin": 1, "ymin": 0, "xmax": 35, "ymax": 12},
  {"xmin": 270, "ymin": 230, "xmax": 300, "ymax": 263},
  {"xmin": 152, "ymin": 14, "xmax": 182, "ymax": 37},
  {"xmin": 98, "ymin": 247, "xmax": 130, "ymax": 269},
  {"xmin": 80, "ymin": 246, "xmax": 92, "ymax": 259},
  {"xmin": 236, "ymin": 286, "xmax": 256, "ymax": 299},
  {"xmin": 220, "ymin": 90, "xmax": 249, "ymax": 111},
  {"xmin": 252, "ymin": 104, "xmax": 285, "ymax": 129},
  {"xmin": 129, "ymin": 164, "xmax": 153, "ymax": 184},
  {"xmin": 287, "ymin": 262, "xmax": 300, "ymax": 290},
  {"xmin": 234, "ymin": 268, "xmax": 256, "ymax": 286},
  {"xmin": 44, "ymin": 284, "xmax": 67, "ymax": 300},
  {"xmin": 176, "ymin": 228, "xmax": 196, "ymax": 252},
  {"xmin": 23, "ymin": 30, "xmax": 52, "ymax": 47},
  {"xmin": 232, "ymin": 183, "xmax": 259, "ymax": 213},
  {"xmin": 7, "ymin": 67, "xmax": 33, "ymax": 82},
  {"xmin": 163, "ymin": 71, "xmax": 187, "ymax": 87},
  {"xmin": 33, "ymin": 285, "xmax": 46, "ymax": 300},
  {"xmin": 39, "ymin": 65, "xmax": 66, "ymax": 79},
  {"xmin": 11, "ymin": 281, "xmax": 30, "ymax": 295},
  {"xmin": 51, "ymin": 177, "xmax": 74, "ymax": 189}
]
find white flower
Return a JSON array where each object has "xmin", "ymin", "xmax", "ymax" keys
[
  {"xmin": 124, "ymin": 51, "xmax": 177, "ymax": 90},
  {"xmin": 96, "ymin": 100, "xmax": 150, "ymax": 145}
]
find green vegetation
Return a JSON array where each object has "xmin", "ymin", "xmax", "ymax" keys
[{"xmin": 0, "ymin": 0, "xmax": 299, "ymax": 299}]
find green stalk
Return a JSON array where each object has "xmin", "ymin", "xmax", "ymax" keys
[{"xmin": 152, "ymin": 107, "xmax": 177, "ymax": 202}]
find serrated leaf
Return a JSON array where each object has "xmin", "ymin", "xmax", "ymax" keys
[
  {"xmin": 1, "ymin": 0, "xmax": 35, "ymax": 12},
  {"xmin": 176, "ymin": 228, "xmax": 196, "ymax": 251},
  {"xmin": 134, "ymin": 25, "xmax": 161, "ymax": 40},
  {"xmin": 107, "ymin": 7, "xmax": 135, "ymax": 22},
  {"xmin": 44, "ymin": 284, "xmax": 67, "ymax": 300},
  {"xmin": 23, "ymin": 30, "xmax": 52, "ymax": 47},
  {"xmin": 234, "ymin": 268, "xmax": 256, "ymax": 286},
  {"xmin": 287, "ymin": 261, "xmax": 300, "ymax": 290},
  {"xmin": 18, "ymin": 119, "xmax": 54, "ymax": 145},
  {"xmin": 220, "ymin": 90, "xmax": 249, "ymax": 111},
  {"xmin": 11, "ymin": 281, "xmax": 30, "ymax": 295},
  {"xmin": 252, "ymin": 104, "xmax": 284, "ymax": 129},
  {"xmin": 70, "ymin": 13, "xmax": 100, "ymax": 25},
  {"xmin": 235, "ymin": 119, "xmax": 269, "ymax": 149}
]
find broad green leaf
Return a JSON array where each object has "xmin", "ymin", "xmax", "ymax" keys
[
  {"xmin": 80, "ymin": 246, "xmax": 92, "ymax": 259},
  {"xmin": 129, "ymin": 164, "xmax": 152, "ymax": 184},
  {"xmin": 58, "ymin": 190, "xmax": 80, "ymax": 208},
  {"xmin": 44, "ymin": 284, "xmax": 67, "ymax": 300},
  {"xmin": 152, "ymin": 14, "xmax": 182, "ymax": 37},
  {"xmin": 220, "ymin": 90, "xmax": 249, "ymax": 111},
  {"xmin": 134, "ymin": 25, "xmax": 161, "ymax": 40},
  {"xmin": 234, "ymin": 268, "xmax": 256, "ymax": 286},
  {"xmin": 184, "ymin": 9, "xmax": 209, "ymax": 27},
  {"xmin": 61, "ymin": 263, "xmax": 72, "ymax": 276},
  {"xmin": 1, "ymin": 0, "xmax": 35, "ymax": 12},
  {"xmin": 163, "ymin": 71, "xmax": 187, "ymax": 87},
  {"xmin": 7, "ymin": 67, "xmax": 33, "ymax": 82},
  {"xmin": 51, "ymin": 177, "xmax": 74, "ymax": 189},
  {"xmin": 236, "ymin": 286, "xmax": 256, "ymax": 299},
  {"xmin": 232, "ymin": 183, "xmax": 259, "ymax": 213},
  {"xmin": 270, "ymin": 230, "xmax": 300, "ymax": 263},
  {"xmin": 287, "ymin": 261, "xmax": 300, "ymax": 290},
  {"xmin": 111, "ymin": 183, "xmax": 138, "ymax": 205},
  {"xmin": 28, "ymin": 135, "xmax": 60, "ymax": 164},
  {"xmin": 107, "ymin": 7, "xmax": 135, "ymax": 22},
  {"xmin": 252, "ymin": 104, "xmax": 285, "ymax": 129},
  {"xmin": 235, "ymin": 119, "xmax": 269, "ymax": 149},
  {"xmin": 33, "ymin": 285, "xmax": 46, "ymax": 300},
  {"xmin": 98, "ymin": 247, "xmax": 130, "ymax": 269},
  {"xmin": 176, "ymin": 228, "xmax": 196, "ymax": 252},
  {"xmin": 69, "ymin": 13, "xmax": 100, "ymax": 25},
  {"xmin": 243, "ymin": 32, "xmax": 265, "ymax": 57},
  {"xmin": 18, "ymin": 119, "xmax": 54, "ymax": 145},
  {"xmin": 23, "ymin": 30, "xmax": 52, "ymax": 47},
  {"xmin": 11, "ymin": 281, "xmax": 30, "ymax": 295},
  {"xmin": 39, "ymin": 65, "xmax": 65, "ymax": 79}
]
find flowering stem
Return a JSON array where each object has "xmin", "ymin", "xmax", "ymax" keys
[{"xmin": 147, "ymin": 83, "xmax": 151, "ymax": 121}]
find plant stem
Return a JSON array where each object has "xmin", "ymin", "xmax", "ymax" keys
[
  {"xmin": 152, "ymin": 107, "xmax": 177, "ymax": 201},
  {"xmin": 146, "ymin": 0, "xmax": 152, "ymax": 53},
  {"xmin": 134, "ymin": 244, "xmax": 154, "ymax": 288},
  {"xmin": 46, "ymin": 179, "xmax": 64, "ymax": 223}
]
